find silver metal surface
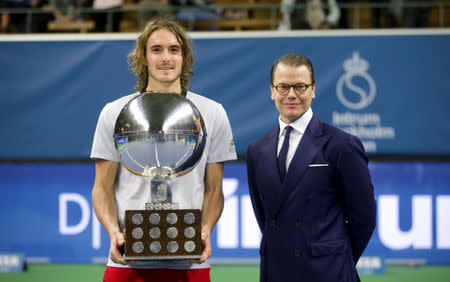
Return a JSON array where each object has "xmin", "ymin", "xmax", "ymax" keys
[
  {"xmin": 184, "ymin": 241, "xmax": 196, "ymax": 252},
  {"xmin": 184, "ymin": 227, "xmax": 195, "ymax": 239},
  {"xmin": 166, "ymin": 213, "xmax": 178, "ymax": 224},
  {"xmin": 131, "ymin": 213, "xmax": 144, "ymax": 225},
  {"xmin": 167, "ymin": 241, "xmax": 179, "ymax": 253},
  {"xmin": 149, "ymin": 227, "xmax": 161, "ymax": 239},
  {"xmin": 149, "ymin": 213, "xmax": 160, "ymax": 225},
  {"xmin": 150, "ymin": 241, "xmax": 161, "ymax": 253},
  {"xmin": 184, "ymin": 212, "xmax": 195, "ymax": 224},
  {"xmin": 132, "ymin": 227, "xmax": 144, "ymax": 239},
  {"xmin": 156, "ymin": 183, "xmax": 168, "ymax": 201},
  {"xmin": 166, "ymin": 227, "xmax": 178, "ymax": 239},
  {"xmin": 114, "ymin": 93, "xmax": 206, "ymax": 179},
  {"xmin": 132, "ymin": 242, "xmax": 144, "ymax": 253},
  {"xmin": 125, "ymin": 255, "xmax": 202, "ymax": 260}
]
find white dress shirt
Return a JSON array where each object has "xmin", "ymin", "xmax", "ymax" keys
[{"xmin": 277, "ymin": 107, "xmax": 313, "ymax": 173}]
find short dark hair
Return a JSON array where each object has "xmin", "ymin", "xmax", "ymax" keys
[{"xmin": 270, "ymin": 53, "xmax": 315, "ymax": 85}]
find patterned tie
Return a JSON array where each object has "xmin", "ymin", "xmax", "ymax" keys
[{"xmin": 277, "ymin": 126, "xmax": 293, "ymax": 181}]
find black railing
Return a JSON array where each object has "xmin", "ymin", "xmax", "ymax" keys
[{"xmin": 0, "ymin": 1, "xmax": 449, "ymax": 33}]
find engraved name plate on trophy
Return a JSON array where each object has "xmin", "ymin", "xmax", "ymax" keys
[{"xmin": 113, "ymin": 93, "xmax": 206, "ymax": 260}]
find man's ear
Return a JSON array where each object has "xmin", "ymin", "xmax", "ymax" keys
[{"xmin": 270, "ymin": 84, "xmax": 276, "ymax": 100}]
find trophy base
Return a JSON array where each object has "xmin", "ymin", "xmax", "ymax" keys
[
  {"xmin": 124, "ymin": 255, "xmax": 203, "ymax": 261},
  {"xmin": 124, "ymin": 209, "xmax": 202, "ymax": 261}
]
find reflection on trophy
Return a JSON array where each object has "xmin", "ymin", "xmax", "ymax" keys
[{"xmin": 113, "ymin": 93, "xmax": 206, "ymax": 260}]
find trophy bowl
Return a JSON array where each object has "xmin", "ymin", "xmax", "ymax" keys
[
  {"xmin": 114, "ymin": 92, "xmax": 206, "ymax": 179},
  {"xmin": 113, "ymin": 92, "xmax": 206, "ymax": 260}
]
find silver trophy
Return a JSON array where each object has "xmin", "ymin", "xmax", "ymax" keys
[{"xmin": 113, "ymin": 92, "xmax": 206, "ymax": 260}]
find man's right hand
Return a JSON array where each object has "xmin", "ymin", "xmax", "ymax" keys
[{"xmin": 109, "ymin": 231, "xmax": 126, "ymax": 265}]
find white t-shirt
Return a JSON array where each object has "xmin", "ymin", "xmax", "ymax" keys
[{"xmin": 91, "ymin": 91, "xmax": 237, "ymax": 269}]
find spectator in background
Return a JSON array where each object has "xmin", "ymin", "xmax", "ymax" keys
[
  {"xmin": 370, "ymin": 0, "xmax": 401, "ymax": 28},
  {"xmin": 138, "ymin": 0, "xmax": 171, "ymax": 30},
  {"xmin": 1, "ymin": 0, "xmax": 10, "ymax": 33},
  {"xmin": 278, "ymin": 0, "xmax": 293, "ymax": 30},
  {"xmin": 279, "ymin": 0, "xmax": 340, "ymax": 30},
  {"xmin": 402, "ymin": 0, "xmax": 432, "ymax": 27},
  {"xmin": 5, "ymin": 0, "xmax": 42, "ymax": 33},
  {"xmin": 92, "ymin": 0, "xmax": 123, "ymax": 32},
  {"xmin": 337, "ymin": 0, "xmax": 347, "ymax": 28},
  {"xmin": 172, "ymin": 0, "xmax": 221, "ymax": 22},
  {"xmin": 0, "ymin": 13, "xmax": 8, "ymax": 33},
  {"xmin": 171, "ymin": 0, "xmax": 240, "ymax": 28},
  {"xmin": 50, "ymin": 0, "xmax": 84, "ymax": 23},
  {"xmin": 5, "ymin": 0, "xmax": 27, "ymax": 33}
]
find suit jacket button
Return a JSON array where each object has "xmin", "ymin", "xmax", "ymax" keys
[
  {"xmin": 295, "ymin": 250, "xmax": 301, "ymax": 257},
  {"xmin": 295, "ymin": 221, "xmax": 301, "ymax": 229},
  {"xmin": 307, "ymin": 195, "xmax": 313, "ymax": 202},
  {"xmin": 270, "ymin": 220, "xmax": 275, "ymax": 227},
  {"xmin": 260, "ymin": 194, "xmax": 264, "ymax": 201}
]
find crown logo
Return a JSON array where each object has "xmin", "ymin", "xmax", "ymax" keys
[{"xmin": 343, "ymin": 52, "xmax": 369, "ymax": 73}]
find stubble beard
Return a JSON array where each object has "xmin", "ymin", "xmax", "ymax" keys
[{"xmin": 148, "ymin": 71, "xmax": 182, "ymax": 92}]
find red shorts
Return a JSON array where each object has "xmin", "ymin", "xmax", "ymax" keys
[{"xmin": 103, "ymin": 266, "xmax": 210, "ymax": 282}]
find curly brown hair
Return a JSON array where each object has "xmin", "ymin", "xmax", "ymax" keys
[{"xmin": 127, "ymin": 16, "xmax": 194, "ymax": 93}]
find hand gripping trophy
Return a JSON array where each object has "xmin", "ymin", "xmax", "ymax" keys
[{"xmin": 113, "ymin": 92, "xmax": 206, "ymax": 260}]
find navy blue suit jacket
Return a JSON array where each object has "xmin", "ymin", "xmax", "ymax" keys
[{"xmin": 247, "ymin": 114, "xmax": 376, "ymax": 282}]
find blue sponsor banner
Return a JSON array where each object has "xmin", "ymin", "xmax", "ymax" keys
[
  {"xmin": 0, "ymin": 161, "xmax": 449, "ymax": 264},
  {"xmin": 0, "ymin": 31, "xmax": 449, "ymax": 158}
]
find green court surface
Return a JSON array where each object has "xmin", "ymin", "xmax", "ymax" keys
[{"xmin": 1, "ymin": 264, "xmax": 450, "ymax": 282}]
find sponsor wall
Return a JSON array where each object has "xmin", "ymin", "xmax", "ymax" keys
[
  {"xmin": 0, "ymin": 31, "xmax": 449, "ymax": 265},
  {"xmin": 0, "ymin": 30, "xmax": 449, "ymax": 158},
  {"xmin": 0, "ymin": 162, "xmax": 449, "ymax": 264}
]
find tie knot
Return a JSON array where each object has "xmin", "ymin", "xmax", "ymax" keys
[{"xmin": 284, "ymin": 126, "xmax": 293, "ymax": 136}]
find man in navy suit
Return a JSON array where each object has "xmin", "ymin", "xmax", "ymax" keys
[{"xmin": 247, "ymin": 53, "xmax": 376, "ymax": 282}]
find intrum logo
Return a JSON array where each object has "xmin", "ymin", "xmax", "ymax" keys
[{"xmin": 337, "ymin": 52, "xmax": 376, "ymax": 110}]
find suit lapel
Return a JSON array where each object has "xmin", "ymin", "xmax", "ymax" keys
[
  {"xmin": 262, "ymin": 127, "xmax": 281, "ymax": 183},
  {"xmin": 268, "ymin": 114, "xmax": 330, "ymax": 219},
  {"xmin": 258, "ymin": 127, "xmax": 285, "ymax": 217}
]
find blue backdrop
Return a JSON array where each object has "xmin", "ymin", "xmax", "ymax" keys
[
  {"xmin": 1, "ymin": 31, "xmax": 449, "ymax": 266},
  {"xmin": 1, "ymin": 31, "xmax": 450, "ymax": 158},
  {"xmin": 0, "ymin": 161, "xmax": 449, "ymax": 264}
]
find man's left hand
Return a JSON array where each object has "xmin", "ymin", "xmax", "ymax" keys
[
  {"xmin": 198, "ymin": 228, "xmax": 212, "ymax": 263},
  {"xmin": 185, "ymin": 227, "xmax": 211, "ymax": 264}
]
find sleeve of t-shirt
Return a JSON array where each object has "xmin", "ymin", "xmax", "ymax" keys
[
  {"xmin": 90, "ymin": 102, "xmax": 120, "ymax": 162},
  {"xmin": 206, "ymin": 104, "xmax": 237, "ymax": 163}
]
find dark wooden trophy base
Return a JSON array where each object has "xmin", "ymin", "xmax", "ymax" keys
[{"xmin": 124, "ymin": 209, "xmax": 202, "ymax": 260}]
